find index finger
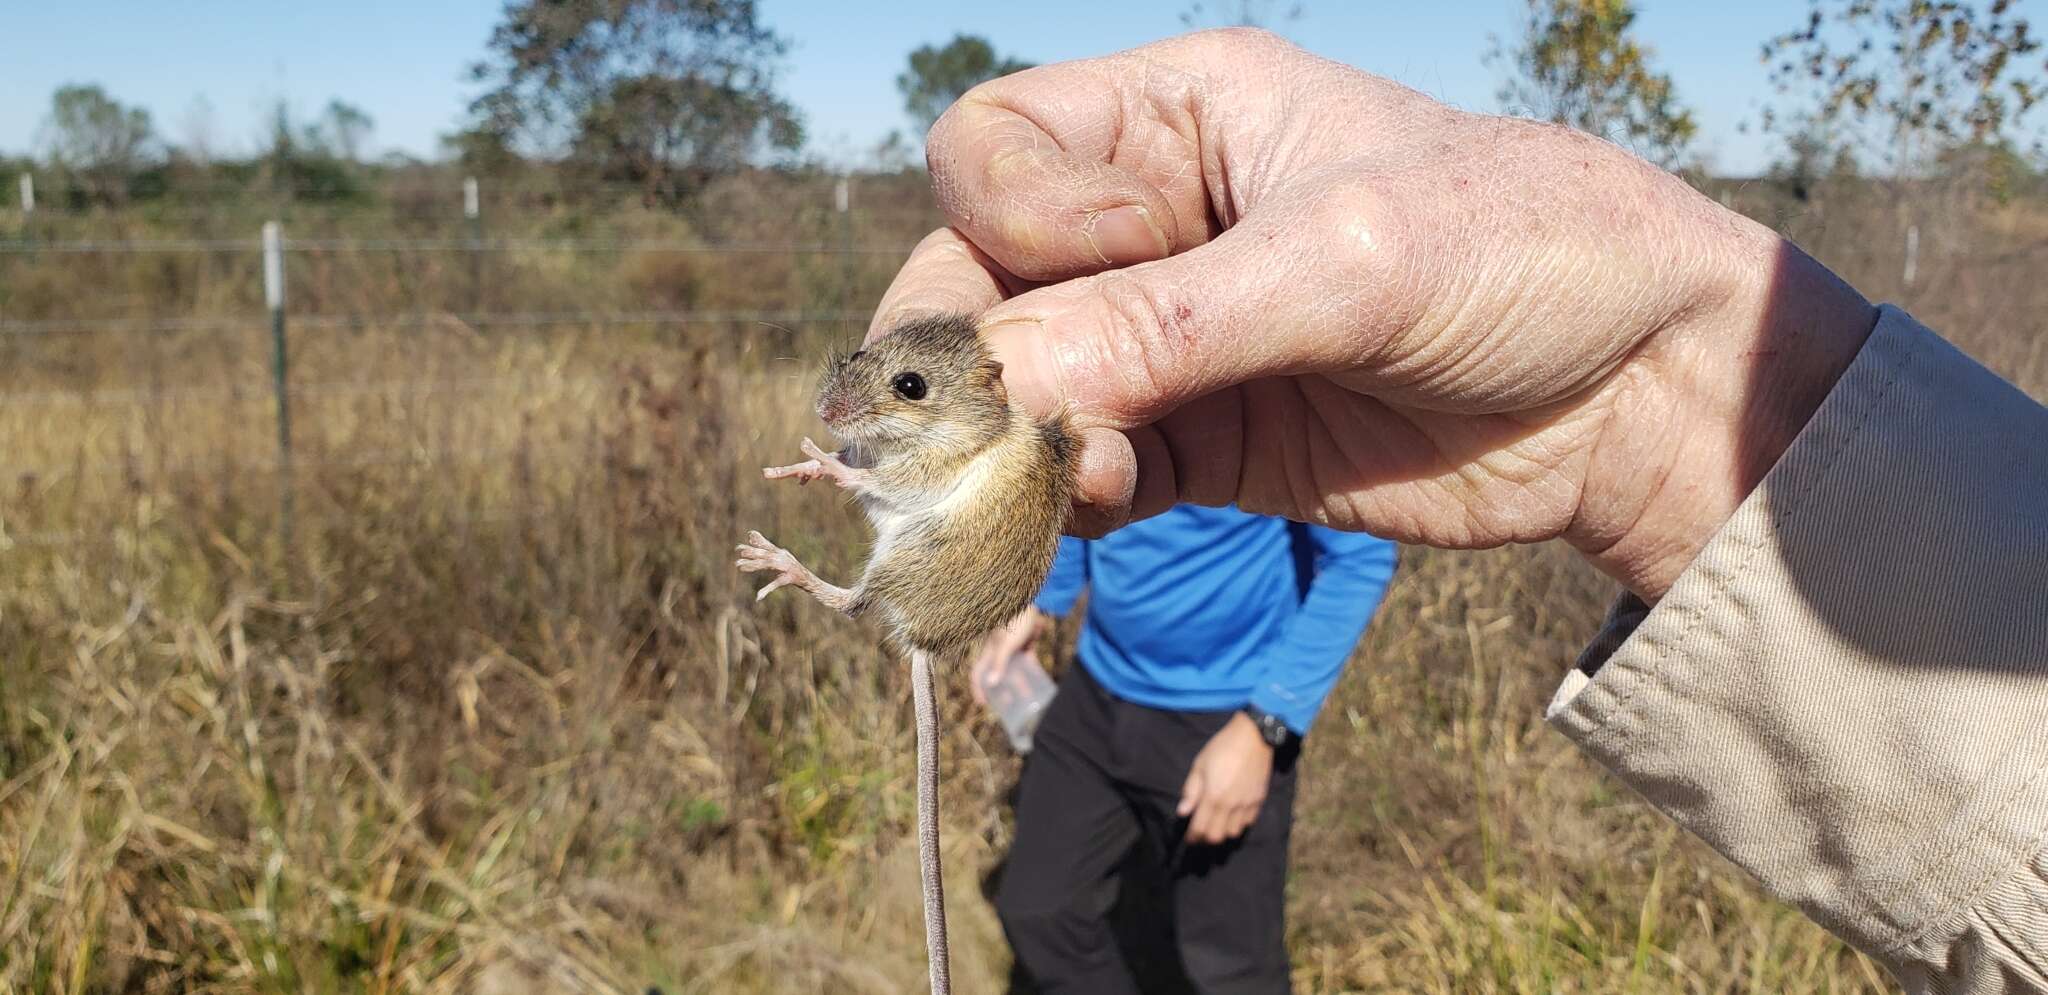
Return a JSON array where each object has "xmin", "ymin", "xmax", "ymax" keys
[{"xmin": 925, "ymin": 36, "xmax": 1235, "ymax": 282}]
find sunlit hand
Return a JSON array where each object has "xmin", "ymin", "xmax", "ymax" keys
[
  {"xmin": 870, "ymin": 28, "xmax": 1876, "ymax": 601},
  {"xmin": 1178, "ymin": 712, "xmax": 1275, "ymax": 845},
  {"xmin": 969, "ymin": 606, "xmax": 1046, "ymax": 706}
]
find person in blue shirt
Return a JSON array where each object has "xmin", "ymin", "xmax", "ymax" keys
[{"xmin": 971, "ymin": 503, "xmax": 1397, "ymax": 994}]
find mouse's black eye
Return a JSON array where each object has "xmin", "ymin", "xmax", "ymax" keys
[{"xmin": 891, "ymin": 372, "xmax": 928, "ymax": 400}]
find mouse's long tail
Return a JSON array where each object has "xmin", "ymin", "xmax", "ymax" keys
[{"xmin": 910, "ymin": 650, "xmax": 951, "ymax": 995}]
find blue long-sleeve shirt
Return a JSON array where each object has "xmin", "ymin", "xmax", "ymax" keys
[{"xmin": 1033, "ymin": 504, "xmax": 1397, "ymax": 735}]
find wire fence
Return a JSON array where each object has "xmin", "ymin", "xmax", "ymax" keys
[
  {"xmin": 0, "ymin": 372, "xmax": 610, "ymax": 408},
  {"xmin": 0, "ymin": 308, "xmax": 878, "ymax": 338},
  {"xmin": 2, "ymin": 169, "xmax": 947, "ymax": 221},
  {"xmin": 0, "ymin": 198, "xmax": 913, "ymax": 552},
  {"xmin": 0, "ymin": 236, "xmax": 921, "ymax": 255},
  {"xmin": 0, "ymin": 431, "xmax": 598, "ymax": 550},
  {"xmin": 0, "ymin": 438, "xmax": 564, "ymax": 482},
  {"xmin": 8, "ymin": 180, "xmax": 2048, "ymax": 559}
]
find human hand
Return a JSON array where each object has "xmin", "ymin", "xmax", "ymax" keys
[
  {"xmin": 969, "ymin": 606, "xmax": 1045, "ymax": 706},
  {"xmin": 871, "ymin": 29, "xmax": 1877, "ymax": 601},
  {"xmin": 1178, "ymin": 712, "xmax": 1275, "ymax": 845}
]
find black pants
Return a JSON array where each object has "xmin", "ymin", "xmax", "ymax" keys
[{"xmin": 995, "ymin": 664, "xmax": 1299, "ymax": 994}]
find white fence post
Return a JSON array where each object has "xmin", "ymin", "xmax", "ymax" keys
[
  {"xmin": 464, "ymin": 176, "xmax": 483, "ymax": 314},
  {"xmin": 18, "ymin": 174, "xmax": 32, "ymax": 214},
  {"xmin": 1904, "ymin": 224, "xmax": 1920, "ymax": 288},
  {"xmin": 834, "ymin": 176, "xmax": 854, "ymax": 334},
  {"xmin": 263, "ymin": 221, "xmax": 294, "ymax": 546}
]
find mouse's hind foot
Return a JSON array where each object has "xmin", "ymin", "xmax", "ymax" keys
[{"xmin": 735, "ymin": 530, "xmax": 857, "ymax": 613}]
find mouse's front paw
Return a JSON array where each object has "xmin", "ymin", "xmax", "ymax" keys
[
  {"xmin": 762, "ymin": 458, "xmax": 827, "ymax": 485},
  {"xmin": 763, "ymin": 439, "xmax": 864, "ymax": 490}
]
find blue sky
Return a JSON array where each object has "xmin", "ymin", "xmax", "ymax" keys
[{"xmin": 2, "ymin": 2, "xmax": 1813, "ymax": 174}]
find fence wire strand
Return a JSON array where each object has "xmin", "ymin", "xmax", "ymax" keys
[
  {"xmin": 1, "ymin": 434, "xmax": 600, "ymax": 486},
  {"xmin": 0, "ymin": 220, "xmax": 876, "ymax": 550},
  {"xmin": 0, "ymin": 236, "xmax": 917, "ymax": 255},
  {"xmin": 0, "ymin": 373, "xmax": 612, "ymax": 409},
  {"xmin": 0, "ymin": 308, "xmax": 874, "ymax": 338}
]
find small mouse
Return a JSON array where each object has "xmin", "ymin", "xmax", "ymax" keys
[
  {"xmin": 736, "ymin": 313, "xmax": 1080, "ymax": 656},
  {"xmin": 736, "ymin": 312, "xmax": 1075, "ymax": 994}
]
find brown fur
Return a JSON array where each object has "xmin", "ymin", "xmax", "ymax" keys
[{"xmin": 818, "ymin": 314, "xmax": 1080, "ymax": 657}]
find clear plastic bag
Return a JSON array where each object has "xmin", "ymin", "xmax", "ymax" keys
[{"xmin": 978, "ymin": 651, "xmax": 1057, "ymax": 754}]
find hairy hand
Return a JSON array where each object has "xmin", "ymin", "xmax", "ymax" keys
[
  {"xmin": 871, "ymin": 29, "xmax": 1875, "ymax": 600},
  {"xmin": 1178, "ymin": 712, "xmax": 1275, "ymax": 845},
  {"xmin": 969, "ymin": 606, "xmax": 1044, "ymax": 706}
]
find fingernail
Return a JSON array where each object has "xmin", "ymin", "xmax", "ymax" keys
[
  {"xmin": 1083, "ymin": 206, "xmax": 1169, "ymax": 267},
  {"xmin": 983, "ymin": 319, "xmax": 1059, "ymax": 416}
]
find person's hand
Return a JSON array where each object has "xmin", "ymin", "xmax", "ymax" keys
[
  {"xmin": 1178, "ymin": 713, "xmax": 1275, "ymax": 845},
  {"xmin": 969, "ymin": 606, "xmax": 1046, "ymax": 706},
  {"xmin": 870, "ymin": 29, "xmax": 1878, "ymax": 601}
]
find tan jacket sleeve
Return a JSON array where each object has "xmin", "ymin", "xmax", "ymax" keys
[{"xmin": 1547, "ymin": 305, "xmax": 2048, "ymax": 993}]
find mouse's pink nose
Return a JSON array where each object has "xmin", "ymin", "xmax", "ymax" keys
[{"xmin": 817, "ymin": 391, "xmax": 855, "ymax": 425}]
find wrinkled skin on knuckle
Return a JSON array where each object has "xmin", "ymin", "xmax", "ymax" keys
[
  {"xmin": 1133, "ymin": 26, "xmax": 1297, "ymax": 88},
  {"xmin": 1299, "ymin": 175, "xmax": 1437, "ymax": 362},
  {"xmin": 1073, "ymin": 269, "xmax": 1203, "ymax": 421},
  {"xmin": 926, "ymin": 84, "xmax": 1050, "ymax": 221},
  {"xmin": 1314, "ymin": 118, "xmax": 1686, "ymax": 416}
]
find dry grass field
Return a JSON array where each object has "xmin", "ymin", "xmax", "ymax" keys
[{"xmin": 0, "ymin": 167, "xmax": 2040, "ymax": 994}]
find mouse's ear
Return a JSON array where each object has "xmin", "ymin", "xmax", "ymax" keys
[{"xmin": 982, "ymin": 360, "xmax": 1010, "ymax": 404}]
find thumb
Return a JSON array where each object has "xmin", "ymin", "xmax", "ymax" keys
[
  {"xmin": 1177, "ymin": 768, "xmax": 1206, "ymax": 818},
  {"xmin": 981, "ymin": 215, "xmax": 1376, "ymax": 526},
  {"xmin": 982, "ymin": 212, "xmax": 1366, "ymax": 433}
]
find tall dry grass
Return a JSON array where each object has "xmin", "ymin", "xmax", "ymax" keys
[{"xmin": 0, "ymin": 169, "xmax": 2040, "ymax": 993}]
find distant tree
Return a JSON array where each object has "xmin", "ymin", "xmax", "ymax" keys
[
  {"xmin": 442, "ymin": 123, "xmax": 524, "ymax": 176},
  {"xmin": 258, "ymin": 101, "xmax": 363, "ymax": 201},
  {"xmin": 177, "ymin": 95, "xmax": 219, "ymax": 166},
  {"xmin": 39, "ymin": 84, "xmax": 155, "ymax": 202},
  {"xmin": 306, "ymin": 100, "xmax": 375, "ymax": 162},
  {"xmin": 1762, "ymin": 1, "xmax": 2046, "ymax": 175},
  {"xmin": 869, "ymin": 130, "xmax": 919, "ymax": 172},
  {"xmin": 1770, "ymin": 111, "xmax": 1861, "ymax": 201},
  {"xmin": 259, "ymin": 102, "xmax": 301, "ymax": 181},
  {"xmin": 896, "ymin": 35, "xmax": 1034, "ymax": 133},
  {"xmin": 1179, "ymin": 0, "xmax": 1303, "ymax": 30},
  {"xmin": 1936, "ymin": 136, "xmax": 2037, "ymax": 200},
  {"xmin": 466, "ymin": 0, "xmax": 802, "ymax": 202},
  {"xmin": 1490, "ymin": 0, "xmax": 1696, "ymax": 168}
]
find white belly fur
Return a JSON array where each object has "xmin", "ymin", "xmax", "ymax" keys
[{"xmin": 857, "ymin": 439, "xmax": 1014, "ymax": 586}]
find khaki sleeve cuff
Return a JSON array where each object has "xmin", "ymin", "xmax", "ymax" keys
[{"xmin": 1546, "ymin": 306, "xmax": 2048, "ymax": 989}]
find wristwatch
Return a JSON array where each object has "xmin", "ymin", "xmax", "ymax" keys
[{"xmin": 1241, "ymin": 705, "xmax": 1296, "ymax": 749}]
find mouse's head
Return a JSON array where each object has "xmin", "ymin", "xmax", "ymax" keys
[{"xmin": 815, "ymin": 314, "xmax": 1010, "ymax": 454}]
